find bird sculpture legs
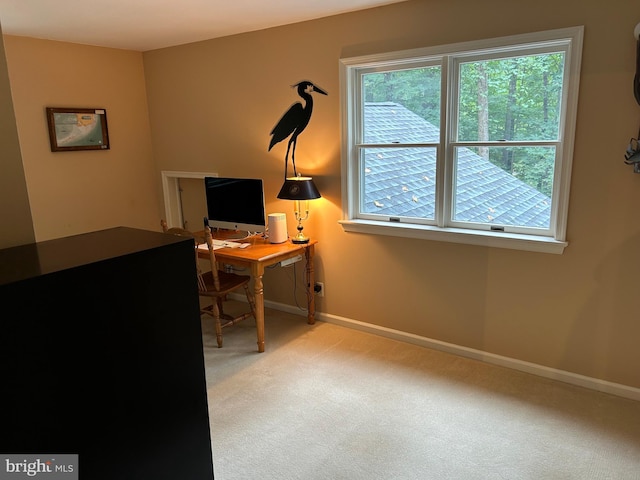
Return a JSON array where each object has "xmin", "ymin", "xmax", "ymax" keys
[{"xmin": 284, "ymin": 136, "xmax": 299, "ymax": 179}]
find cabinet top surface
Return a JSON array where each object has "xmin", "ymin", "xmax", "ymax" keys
[{"xmin": 0, "ymin": 227, "xmax": 189, "ymax": 286}]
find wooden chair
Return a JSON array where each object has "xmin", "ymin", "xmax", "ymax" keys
[
  {"xmin": 160, "ymin": 220, "xmax": 256, "ymax": 348},
  {"xmin": 160, "ymin": 219, "xmax": 202, "ymax": 242}
]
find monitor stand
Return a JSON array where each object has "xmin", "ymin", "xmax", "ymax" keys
[{"xmin": 214, "ymin": 228, "xmax": 250, "ymax": 240}]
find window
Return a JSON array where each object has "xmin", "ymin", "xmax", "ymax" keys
[{"xmin": 339, "ymin": 27, "xmax": 583, "ymax": 254}]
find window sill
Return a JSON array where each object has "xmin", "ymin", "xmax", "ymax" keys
[{"xmin": 338, "ymin": 219, "xmax": 567, "ymax": 254}]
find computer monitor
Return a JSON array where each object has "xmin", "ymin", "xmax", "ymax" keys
[{"xmin": 204, "ymin": 177, "xmax": 266, "ymax": 236}]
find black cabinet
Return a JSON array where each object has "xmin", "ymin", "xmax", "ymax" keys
[{"xmin": 0, "ymin": 227, "xmax": 214, "ymax": 479}]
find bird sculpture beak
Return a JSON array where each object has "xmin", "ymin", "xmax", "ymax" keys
[{"xmin": 312, "ymin": 85, "xmax": 328, "ymax": 95}]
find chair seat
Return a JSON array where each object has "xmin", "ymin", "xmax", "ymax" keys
[{"xmin": 199, "ymin": 270, "xmax": 251, "ymax": 297}]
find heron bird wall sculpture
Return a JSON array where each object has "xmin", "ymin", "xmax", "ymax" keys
[{"xmin": 268, "ymin": 80, "xmax": 328, "ymax": 179}]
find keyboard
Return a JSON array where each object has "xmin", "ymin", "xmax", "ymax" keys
[
  {"xmin": 213, "ymin": 239, "xmax": 243, "ymax": 249},
  {"xmin": 197, "ymin": 239, "xmax": 243, "ymax": 251}
]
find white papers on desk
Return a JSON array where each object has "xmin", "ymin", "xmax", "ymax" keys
[{"xmin": 197, "ymin": 240, "xmax": 242, "ymax": 251}]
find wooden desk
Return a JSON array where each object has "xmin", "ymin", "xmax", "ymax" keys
[{"xmin": 198, "ymin": 236, "xmax": 317, "ymax": 352}]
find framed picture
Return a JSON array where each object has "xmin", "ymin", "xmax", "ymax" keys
[{"xmin": 46, "ymin": 107, "xmax": 110, "ymax": 152}]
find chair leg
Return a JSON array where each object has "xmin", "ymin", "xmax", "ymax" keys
[
  {"xmin": 213, "ymin": 300, "xmax": 223, "ymax": 348},
  {"xmin": 217, "ymin": 295, "xmax": 235, "ymax": 321},
  {"xmin": 243, "ymin": 285, "xmax": 257, "ymax": 324}
]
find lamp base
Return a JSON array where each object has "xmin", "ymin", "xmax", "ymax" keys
[
  {"xmin": 291, "ymin": 235, "xmax": 310, "ymax": 244},
  {"xmin": 292, "ymin": 220, "xmax": 310, "ymax": 244}
]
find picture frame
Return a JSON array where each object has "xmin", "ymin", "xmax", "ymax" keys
[{"xmin": 46, "ymin": 107, "xmax": 110, "ymax": 152}]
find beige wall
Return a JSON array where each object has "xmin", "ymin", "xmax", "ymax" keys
[
  {"xmin": 0, "ymin": 22, "xmax": 34, "ymax": 248},
  {"xmin": 2, "ymin": 0, "xmax": 639, "ymax": 390},
  {"xmin": 3, "ymin": 36, "xmax": 161, "ymax": 241},
  {"xmin": 143, "ymin": 0, "xmax": 640, "ymax": 389}
]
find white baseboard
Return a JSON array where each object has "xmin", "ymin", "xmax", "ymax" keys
[{"xmin": 236, "ymin": 294, "xmax": 640, "ymax": 402}]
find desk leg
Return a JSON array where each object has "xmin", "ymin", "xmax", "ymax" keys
[
  {"xmin": 254, "ymin": 274, "xmax": 265, "ymax": 352},
  {"xmin": 306, "ymin": 244, "xmax": 316, "ymax": 325}
]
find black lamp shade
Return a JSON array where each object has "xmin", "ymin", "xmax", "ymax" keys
[{"xmin": 277, "ymin": 177, "xmax": 321, "ymax": 200}]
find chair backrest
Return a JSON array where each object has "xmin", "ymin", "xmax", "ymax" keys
[
  {"xmin": 160, "ymin": 219, "xmax": 218, "ymax": 293},
  {"xmin": 161, "ymin": 219, "xmax": 190, "ymax": 236},
  {"xmin": 201, "ymin": 225, "xmax": 222, "ymax": 293}
]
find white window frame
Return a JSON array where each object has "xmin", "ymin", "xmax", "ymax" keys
[{"xmin": 339, "ymin": 26, "xmax": 583, "ymax": 254}]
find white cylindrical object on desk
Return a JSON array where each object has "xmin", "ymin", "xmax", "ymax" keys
[{"xmin": 268, "ymin": 213, "xmax": 288, "ymax": 243}]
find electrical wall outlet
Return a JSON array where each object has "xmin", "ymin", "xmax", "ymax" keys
[{"xmin": 314, "ymin": 282, "xmax": 324, "ymax": 297}]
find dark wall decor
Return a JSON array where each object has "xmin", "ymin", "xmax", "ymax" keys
[
  {"xmin": 268, "ymin": 81, "xmax": 327, "ymax": 179},
  {"xmin": 624, "ymin": 24, "xmax": 640, "ymax": 172},
  {"xmin": 46, "ymin": 107, "xmax": 110, "ymax": 152},
  {"xmin": 634, "ymin": 23, "xmax": 640, "ymax": 105}
]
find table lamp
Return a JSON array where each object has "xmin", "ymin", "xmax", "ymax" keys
[{"xmin": 277, "ymin": 176, "xmax": 321, "ymax": 244}]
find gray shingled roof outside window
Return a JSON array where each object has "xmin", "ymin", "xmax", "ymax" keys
[{"xmin": 362, "ymin": 103, "xmax": 551, "ymax": 228}]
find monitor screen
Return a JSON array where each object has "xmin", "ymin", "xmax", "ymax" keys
[{"xmin": 204, "ymin": 177, "xmax": 266, "ymax": 234}]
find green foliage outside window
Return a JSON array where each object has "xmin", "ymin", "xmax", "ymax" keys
[{"xmin": 362, "ymin": 52, "xmax": 565, "ymax": 197}]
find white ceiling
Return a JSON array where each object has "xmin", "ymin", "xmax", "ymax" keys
[{"xmin": 0, "ymin": 0, "xmax": 408, "ymax": 51}]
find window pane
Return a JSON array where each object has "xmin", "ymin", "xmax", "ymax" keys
[
  {"xmin": 362, "ymin": 66, "xmax": 441, "ymax": 144},
  {"xmin": 452, "ymin": 146, "xmax": 554, "ymax": 228},
  {"xmin": 361, "ymin": 147, "xmax": 436, "ymax": 220},
  {"xmin": 457, "ymin": 52, "xmax": 565, "ymax": 142}
]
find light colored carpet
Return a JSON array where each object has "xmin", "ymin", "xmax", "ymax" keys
[{"xmin": 202, "ymin": 303, "xmax": 640, "ymax": 480}]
